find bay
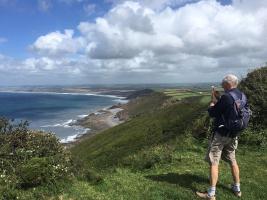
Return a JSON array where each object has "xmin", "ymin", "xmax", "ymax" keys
[{"xmin": 0, "ymin": 91, "xmax": 122, "ymax": 143}]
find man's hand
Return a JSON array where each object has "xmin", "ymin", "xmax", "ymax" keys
[
  {"xmin": 210, "ymin": 102, "xmax": 215, "ymax": 107},
  {"xmin": 211, "ymin": 87, "xmax": 217, "ymax": 105}
]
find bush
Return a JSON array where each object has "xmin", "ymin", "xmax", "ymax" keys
[
  {"xmin": 0, "ymin": 118, "xmax": 72, "ymax": 190},
  {"xmin": 235, "ymin": 66, "xmax": 267, "ymax": 146},
  {"xmin": 239, "ymin": 66, "xmax": 267, "ymax": 128},
  {"xmin": 239, "ymin": 128, "xmax": 267, "ymax": 148},
  {"xmin": 191, "ymin": 112, "xmax": 212, "ymax": 139},
  {"xmin": 18, "ymin": 157, "xmax": 53, "ymax": 188}
]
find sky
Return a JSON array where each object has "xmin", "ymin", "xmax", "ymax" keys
[{"xmin": 0, "ymin": 0, "xmax": 266, "ymax": 85}]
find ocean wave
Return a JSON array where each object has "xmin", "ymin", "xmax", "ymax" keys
[
  {"xmin": 60, "ymin": 128, "xmax": 90, "ymax": 143},
  {"xmin": 41, "ymin": 119, "xmax": 76, "ymax": 128},
  {"xmin": 113, "ymin": 99, "xmax": 129, "ymax": 103},
  {"xmin": 94, "ymin": 111, "xmax": 101, "ymax": 115},
  {"xmin": 77, "ymin": 114, "xmax": 88, "ymax": 118}
]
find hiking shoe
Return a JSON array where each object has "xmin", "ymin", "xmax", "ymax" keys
[
  {"xmin": 196, "ymin": 191, "xmax": 216, "ymax": 200},
  {"xmin": 230, "ymin": 185, "xmax": 242, "ymax": 198},
  {"xmin": 233, "ymin": 191, "xmax": 242, "ymax": 198}
]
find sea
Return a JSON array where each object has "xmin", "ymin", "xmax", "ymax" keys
[{"xmin": 0, "ymin": 91, "xmax": 126, "ymax": 143}]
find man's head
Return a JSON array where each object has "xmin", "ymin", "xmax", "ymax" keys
[{"xmin": 221, "ymin": 74, "xmax": 239, "ymax": 91}]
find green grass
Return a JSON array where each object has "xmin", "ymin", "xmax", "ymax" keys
[
  {"xmin": 123, "ymin": 91, "xmax": 169, "ymax": 118},
  {"xmin": 71, "ymin": 94, "xmax": 208, "ymax": 169},
  {"xmin": 9, "ymin": 144, "xmax": 267, "ymax": 199},
  {"xmin": 6, "ymin": 91, "xmax": 266, "ymax": 199},
  {"xmin": 163, "ymin": 89, "xmax": 210, "ymax": 100},
  {"xmin": 68, "ymin": 92, "xmax": 267, "ymax": 200}
]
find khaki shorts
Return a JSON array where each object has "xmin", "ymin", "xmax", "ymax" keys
[{"xmin": 205, "ymin": 132, "xmax": 238, "ymax": 165}]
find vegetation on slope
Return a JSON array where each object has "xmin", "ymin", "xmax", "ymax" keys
[
  {"xmin": 239, "ymin": 65, "xmax": 267, "ymax": 128},
  {"xmin": 71, "ymin": 93, "xmax": 209, "ymax": 170},
  {"xmin": 1, "ymin": 67, "xmax": 266, "ymax": 199},
  {"xmin": 0, "ymin": 119, "xmax": 72, "ymax": 199},
  {"xmin": 68, "ymin": 66, "xmax": 267, "ymax": 199}
]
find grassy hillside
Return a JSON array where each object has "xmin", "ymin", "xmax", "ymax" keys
[
  {"xmin": 118, "ymin": 91, "xmax": 169, "ymax": 120},
  {"xmin": 2, "ymin": 76, "xmax": 266, "ymax": 199},
  {"xmin": 71, "ymin": 92, "xmax": 209, "ymax": 169},
  {"xmin": 63, "ymin": 146, "xmax": 267, "ymax": 200},
  {"xmin": 7, "ymin": 140, "xmax": 267, "ymax": 199},
  {"xmin": 68, "ymin": 90, "xmax": 267, "ymax": 200}
]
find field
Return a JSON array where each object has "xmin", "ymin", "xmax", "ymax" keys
[{"xmin": 163, "ymin": 89, "xmax": 210, "ymax": 100}]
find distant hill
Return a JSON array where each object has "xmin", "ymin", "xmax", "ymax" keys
[{"xmin": 126, "ymin": 88, "xmax": 155, "ymax": 99}]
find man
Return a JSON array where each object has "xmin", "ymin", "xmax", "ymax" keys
[{"xmin": 196, "ymin": 74, "xmax": 245, "ymax": 200}]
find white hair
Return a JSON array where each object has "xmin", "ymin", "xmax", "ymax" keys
[{"xmin": 222, "ymin": 74, "xmax": 239, "ymax": 87}]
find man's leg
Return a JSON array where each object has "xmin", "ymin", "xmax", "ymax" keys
[
  {"xmin": 196, "ymin": 133, "xmax": 222, "ymax": 199},
  {"xmin": 230, "ymin": 161, "xmax": 240, "ymax": 184},
  {"xmin": 224, "ymin": 138, "xmax": 241, "ymax": 197},
  {"xmin": 196, "ymin": 164, "xmax": 218, "ymax": 199},
  {"xmin": 230, "ymin": 161, "xmax": 241, "ymax": 196},
  {"xmin": 210, "ymin": 164, "xmax": 219, "ymax": 187},
  {"xmin": 208, "ymin": 164, "xmax": 219, "ymax": 197}
]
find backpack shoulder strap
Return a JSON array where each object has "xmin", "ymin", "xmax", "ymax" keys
[
  {"xmin": 227, "ymin": 91, "xmax": 242, "ymax": 115},
  {"xmin": 228, "ymin": 91, "xmax": 239, "ymax": 101},
  {"xmin": 241, "ymin": 93, "xmax": 247, "ymax": 104},
  {"xmin": 228, "ymin": 91, "xmax": 248, "ymax": 109}
]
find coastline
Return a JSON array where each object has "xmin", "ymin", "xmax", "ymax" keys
[
  {"xmin": 60, "ymin": 88, "xmax": 155, "ymax": 146},
  {"xmin": 0, "ymin": 90, "xmax": 127, "ymax": 99},
  {"xmin": 64, "ymin": 102, "xmax": 128, "ymax": 148},
  {"xmin": 0, "ymin": 89, "xmax": 131, "ymax": 146}
]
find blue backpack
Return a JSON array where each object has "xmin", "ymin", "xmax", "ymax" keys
[{"xmin": 225, "ymin": 91, "xmax": 252, "ymax": 133}]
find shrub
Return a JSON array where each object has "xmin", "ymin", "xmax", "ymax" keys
[
  {"xmin": 239, "ymin": 66, "xmax": 267, "ymax": 128},
  {"xmin": 0, "ymin": 118, "xmax": 72, "ymax": 190},
  {"xmin": 236, "ymin": 66, "xmax": 267, "ymax": 146},
  {"xmin": 239, "ymin": 128, "xmax": 267, "ymax": 148},
  {"xmin": 191, "ymin": 112, "xmax": 212, "ymax": 139},
  {"xmin": 18, "ymin": 157, "xmax": 53, "ymax": 188}
]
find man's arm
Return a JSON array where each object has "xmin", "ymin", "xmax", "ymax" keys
[{"xmin": 208, "ymin": 95, "xmax": 227, "ymax": 118}]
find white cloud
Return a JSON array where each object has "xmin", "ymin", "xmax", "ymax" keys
[
  {"xmin": 30, "ymin": 29, "xmax": 85, "ymax": 56},
  {"xmin": 80, "ymin": 0, "xmax": 266, "ymax": 82},
  {"xmin": 23, "ymin": 57, "xmax": 57, "ymax": 71},
  {"xmin": 232, "ymin": 0, "xmax": 267, "ymax": 12},
  {"xmin": 78, "ymin": 0, "xmax": 267, "ymax": 65},
  {"xmin": 2, "ymin": 0, "xmax": 267, "ymax": 85},
  {"xmin": 0, "ymin": 54, "xmax": 18, "ymax": 71},
  {"xmin": 78, "ymin": 2, "xmax": 183, "ymax": 59}
]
